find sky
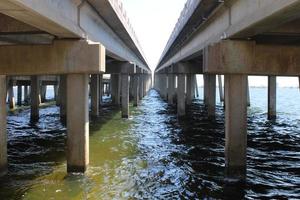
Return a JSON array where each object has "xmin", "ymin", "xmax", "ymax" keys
[{"xmin": 122, "ymin": 0, "xmax": 299, "ymax": 87}]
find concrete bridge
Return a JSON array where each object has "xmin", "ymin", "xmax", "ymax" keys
[
  {"xmin": 154, "ymin": 0, "xmax": 300, "ymax": 179},
  {"xmin": 0, "ymin": 0, "xmax": 151, "ymax": 176}
]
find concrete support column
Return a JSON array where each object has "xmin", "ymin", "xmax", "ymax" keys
[
  {"xmin": 167, "ymin": 73, "xmax": 175, "ymax": 105},
  {"xmin": 17, "ymin": 84, "xmax": 22, "ymax": 106},
  {"xmin": 59, "ymin": 75, "xmax": 67, "ymax": 125},
  {"xmin": 121, "ymin": 73, "xmax": 129, "ymax": 118},
  {"xmin": 177, "ymin": 74, "xmax": 186, "ymax": 117},
  {"xmin": 0, "ymin": 76, "xmax": 7, "ymax": 176},
  {"xmin": 225, "ymin": 75, "xmax": 247, "ymax": 179},
  {"xmin": 30, "ymin": 76, "xmax": 40, "ymax": 122},
  {"xmin": 246, "ymin": 77, "xmax": 251, "ymax": 107},
  {"xmin": 206, "ymin": 75, "xmax": 216, "ymax": 117},
  {"xmin": 99, "ymin": 74, "xmax": 103, "ymax": 106},
  {"xmin": 24, "ymin": 86, "xmax": 29, "ymax": 104},
  {"xmin": 41, "ymin": 85, "xmax": 47, "ymax": 103},
  {"xmin": 139, "ymin": 74, "xmax": 144, "ymax": 99},
  {"xmin": 268, "ymin": 76, "xmax": 277, "ymax": 120},
  {"xmin": 133, "ymin": 74, "xmax": 139, "ymax": 107},
  {"xmin": 160, "ymin": 74, "xmax": 167, "ymax": 100},
  {"xmin": 7, "ymin": 79, "xmax": 15, "ymax": 109},
  {"xmin": 218, "ymin": 75, "xmax": 224, "ymax": 102},
  {"xmin": 90, "ymin": 74, "xmax": 99, "ymax": 118},
  {"xmin": 195, "ymin": 76, "xmax": 199, "ymax": 98},
  {"xmin": 203, "ymin": 75, "xmax": 209, "ymax": 104},
  {"xmin": 66, "ymin": 74, "xmax": 89, "ymax": 173},
  {"xmin": 186, "ymin": 74, "xmax": 193, "ymax": 105}
]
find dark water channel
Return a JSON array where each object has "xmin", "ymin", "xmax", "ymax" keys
[{"xmin": 0, "ymin": 88, "xmax": 299, "ymax": 199}]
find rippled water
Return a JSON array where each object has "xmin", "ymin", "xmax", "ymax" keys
[{"xmin": 0, "ymin": 88, "xmax": 300, "ymax": 199}]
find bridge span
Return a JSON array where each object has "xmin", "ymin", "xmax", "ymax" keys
[
  {"xmin": 155, "ymin": 0, "xmax": 300, "ymax": 179},
  {"xmin": 0, "ymin": 0, "xmax": 151, "ymax": 175}
]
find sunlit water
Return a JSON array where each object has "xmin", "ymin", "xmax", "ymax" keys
[{"xmin": 0, "ymin": 87, "xmax": 300, "ymax": 199}]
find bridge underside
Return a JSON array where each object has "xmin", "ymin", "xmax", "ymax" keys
[{"xmin": 155, "ymin": 0, "xmax": 300, "ymax": 181}]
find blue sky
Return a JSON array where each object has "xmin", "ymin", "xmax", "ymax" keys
[{"xmin": 122, "ymin": 0, "xmax": 299, "ymax": 87}]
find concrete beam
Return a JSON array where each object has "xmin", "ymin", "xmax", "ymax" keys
[
  {"xmin": 204, "ymin": 40, "xmax": 300, "ymax": 76},
  {"xmin": 171, "ymin": 61, "xmax": 203, "ymax": 74},
  {"xmin": 0, "ymin": 76, "xmax": 7, "ymax": 176},
  {"xmin": 67, "ymin": 74, "xmax": 89, "ymax": 173},
  {"xmin": 157, "ymin": 0, "xmax": 300, "ymax": 71},
  {"xmin": 0, "ymin": 40, "xmax": 105, "ymax": 75},
  {"xmin": 106, "ymin": 61, "xmax": 136, "ymax": 74}
]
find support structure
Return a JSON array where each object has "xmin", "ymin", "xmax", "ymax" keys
[
  {"xmin": 132, "ymin": 74, "xmax": 139, "ymax": 106},
  {"xmin": 17, "ymin": 84, "xmax": 22, "ymax": 106},
  {"xmin": 30, "ymin": 76, "xmax": 40, "ymax": 123},
  {"xmin": 268, "ymin": 76, "xmax": 277, "ymax": 120},
  {"xmin": 167, "ymin": 73, "xmax": 175, "ymax": 105},
  {"xmin": 225, "ymin": 75, "xmax": 247, "ymax": 180},
  {"xmin": 205, "ymin": 74, "xmax": 216, "ymax": 117},
  {"xmin": 0, "ymin": 76, "xmax": 7, "ymax": 176},
  {"xmin": 177, "ymin": 74, "xmax": 186, "ymax": 117},
  {"xmin": 59, "ymin": 75, "xmax": 67, "ymax": 125},
  {"xmin": 121, "ymin": 73, "xmax": 129, "ymax": 118},
  {"xmin": 99, "ymin": 74, "xmax": 103, "ymax": 106},
  {"xmin": 66, "ymin": 74, "xmax": 89, "ymax": 173},
  {"xmin": 7, "ymin": 79, "xmax": 15, "ymax": 109},
  {"xmin": 186, "ymin": 74, "xmax": 193, "ymax": 105},
  {"xmin": 91, "ymin": 74, "xmax": 99, "ymax": 118},
  {"xmin": 218, "ymin": 75, "xmax": 224, "ymax": 102}
]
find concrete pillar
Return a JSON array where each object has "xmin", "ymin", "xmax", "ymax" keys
[
  {"xmin": 268, "ymin": 76, "xmax": 276, "ymax": 120},
  {"xmin": 17, "ymin": 84, "xmax": 22, "ymax": 106},
  {"xmin": 24, "ymin": 86, "xmax": 29, "ymax": 104},
  {"xmin": 111, "ymin": 74, "xmax": 120, "ymax": 105},
  {"xmin": 30, "ymin": 76, "xmax": 40, "ymax": 122},
  {"xmin": 59, "ymin": 75, "xmax": 67, "ymax": 124},
  {"xmin": 246, "ymin": 77, "xmax": 250, "ymax": 107},
  {"xmin": 90, "ymin": 74, "xmax": 99, "ymax": 118},
  {"xmin": 41, "ymin": 85, "xmax": 47, "ymax": 103},
  {"xmin": 203, "ymin": 75, "xmax": 208, "ymax": 104},
  {"xmin": 186, "ymin": 74, "xmax": 192, "ymax": 105},
  {"xmin": 167, "ymin": 73, "xmax": 175, "ymax": 105},
  {"xmin": 218, "ymin": 75, "xmax": 224, "ymax": 102},
  {"xmin": 195, "ymin": 76, "xmax": 199, "ymax": 98},
  {"xmin": 207, "ymin": 75, "xmax": 216, "ymax": 117},
  {"xmin": 0, "ymin": 76, "xmax": 7, "ymax": 176},
  {"xmin": 177, "ymin": 74, "xmax": 186, "ymax": 117},
  {"xmin": 225, "ymin": 75, "xmax": 247, "ymax": 179},
  {"xmin": 139, "ymin": 74, "xmax": 144, "ymax": 100},
  {"xmin": 7, "ymin": 79, "xmax": 15, "ymax": 109},
  {"xmin": 99, "ymin": 74, "xmax": 103, "ymax": 106},
  {"xmin": 133, "ymin": 74, "xmax": 139, "ymax": 107},
  {"xmin": 66, "ymin": 74, "xmax": 89, "ymax": 173},
  {"xmin": 121, "ymin": 73, "xmax": 129, "ymax": 118},
  {"xmin": 54, "ymin": 85, "xmax": 58, "ymax": 103}
]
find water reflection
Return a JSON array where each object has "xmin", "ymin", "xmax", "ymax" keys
[{"xmin": 0, "ymin": 89, "xmax": 299, "ymax": 199}]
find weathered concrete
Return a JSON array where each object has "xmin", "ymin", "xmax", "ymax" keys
[
  {"xmin": 0, "ymin": 40, "xmax": 105, "ymax": 75},
  {"xmin": 268, "ymin": 76, "xmax": 277, "ymax": 120},
  {"xmin": 206, "ymin": 75, "xmax": 216, "ymax": 117},
  {"xmin": 99, "ymin": 74, "xmax": 103, "ymax": 106},
  {"xmin": 121, "ymin": 74, "xmax": 129, "ymax": 118},
  {"xmin": 24, "ymin": 86, "xmax": 29, "ymax": 104},
  {"xmin": 30, "ymin": 76, "xmax": 40, "ymax": 123},
  {"xmin": 41, "ymin": 85, "xmax": 47, "ymax": 103},
  {"xmin": 132, "ymin": 74, "xmax": 139, "ymax": 107},
  {"xmin": 7, "ymin": 79, "xmax": 15, "ymax": 109},
  {"xmin": 218, "ymin": 75, "xmax": 224, "ymax": 102},
  {"xmin": 0, "ymin": 75, "xmax": 7, "ymax": 176},
  {"xmin": 167, "ymin": 73, "xmax": 175, "ymax": 105},
  {"xmin": 205, "ymin": 40, "xmax": 300, "ymax": 76},
  {"xmin": 17, "ymin": 84, "xmax": 22, "ymax": 106},
  {"xmin": 225, "ymin": 75, "xmax": 247, "ymax": 179},
  {"xmin": 177, "ymin": 74, "xmax": 186, "ymax": 117},
  {"xmin": 91, "ymin": 74, "xmax": 99, "ymax": 118},
  {"xmin": 59, "ymin": 75, "xmax": 67, "ymax": 125},
  {"xmin": 139, "ymin": 74, "xmax": 144, "ymax": 100},
  {"xmin": 66, "ymin": 74, "xmax": 89, "ymax": 173},
  {"xmin": 186, "ymin": 74, "xmax": 193, "ymax": 105}
]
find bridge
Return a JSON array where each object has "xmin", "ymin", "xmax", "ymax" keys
[
  {"xmin": 154, "ymin": 0, "xmax": 300, "ymax": 179},
  {"xmin": 0, "ymin": 0, "xmax": 151, "ymax": 176}
]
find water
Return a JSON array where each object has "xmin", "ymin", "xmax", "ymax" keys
[{"xmin": 0, "ymin": 88, "xmax": 300, "ymax": 199}]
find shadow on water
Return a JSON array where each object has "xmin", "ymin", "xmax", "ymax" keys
[{"xmin": 0, "ymin": 89, "xmax": 299, "ymax": 199}]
